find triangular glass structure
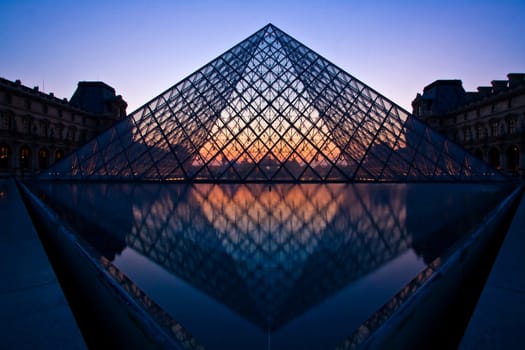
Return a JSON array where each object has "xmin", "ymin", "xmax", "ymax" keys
[{"xmin": 41, "ymin": 24, "xmax": 505, "ymax": 182}]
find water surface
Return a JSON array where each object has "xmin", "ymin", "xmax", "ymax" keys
[{"xmin": 33, "ymin": 182, "xmax": 511, "ymax": 349}]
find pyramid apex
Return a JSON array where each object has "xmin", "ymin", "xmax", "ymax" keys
[{"xmin": 262, "ymin": 23, "xmax": 281, "ymax": 32}]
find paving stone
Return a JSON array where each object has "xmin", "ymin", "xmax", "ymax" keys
[{"xmin": 0, "ymin": 179, "xmax": 87, "ymax": 349}]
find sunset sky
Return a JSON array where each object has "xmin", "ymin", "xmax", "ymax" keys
[{"xmin": 1, "ymin": 0, "xmax": 524, "ymax": 112}]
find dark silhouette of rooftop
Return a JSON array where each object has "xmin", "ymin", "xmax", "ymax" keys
[{"xmin": 69, "ymin": 81, "xmax": 127, "ymax": 117}]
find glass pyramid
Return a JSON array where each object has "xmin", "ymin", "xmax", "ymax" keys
[{"xmin": 41, "ymin": 24, "xmax": 504, "ymax": 182}]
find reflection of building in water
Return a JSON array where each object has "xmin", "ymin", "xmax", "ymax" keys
[
  {"xmin": 405, "ymin": 183, "xmax": 513, "ymax": 264},
  {"xmin": 123, "ymin": 183, "xmax": 411, "ymax": 330},
  {"xmin": 34, "ymin": 183, "xmax": 133, "ymax": 260},
  {"xmin": 0, "ymin": 78, "xmax": 127, "ymax": 177}
]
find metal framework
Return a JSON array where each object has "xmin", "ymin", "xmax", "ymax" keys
[{"xmin": 41, "ymin": 24, "xmax": 504, "ymax": 182}]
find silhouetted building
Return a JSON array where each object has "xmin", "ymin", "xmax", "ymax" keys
[
  {"xmin": 0, "ymin": 78, "xmax": 127, "ymax": 177},
  {"xmin": 412, "ymin": 73, "xmax": 525, "ymax": 176}
]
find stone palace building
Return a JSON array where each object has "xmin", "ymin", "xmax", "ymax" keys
[
  {"xmin": 412, "ymin": 73, "xmax": 525, "ymax": 177},
  {"xmin": 0, "ymin": 78, "xmax": 126, "ymax": 177}
]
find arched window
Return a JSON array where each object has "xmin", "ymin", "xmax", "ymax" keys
[
  {"xmin": 0, "ymin": 143, "xmax": 10, "ymax": 168},
  {"xmin": 38, "ymin": 148, "xmax": 49, "ymax": 169},
  {"xmin": 19, "ymin": 146, "xmax": 32, "ymax": 169},
  {"xmin": 505, "ymin": 145, "xmax": 519, "ymax": 174},
  {"xmin": 488, "ymin": 147, "xmax": 500, "ymax": 169},
  {"xmin": 55, "ymin": 149, "xmax": 64, "ymax": 162}
]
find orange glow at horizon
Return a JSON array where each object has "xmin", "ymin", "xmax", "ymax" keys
[
  {"xmin": 197, "ymin": 111, "xmax": 343, "ymax": 165},
  {"xmin": 194, "ymin": 184, "xmax": 345, "ymax": 239}
]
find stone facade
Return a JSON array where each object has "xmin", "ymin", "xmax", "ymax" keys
[
  {"xmin": 412, "ymin": 73, "xmax": 525, "ymax": 177},
  {"xmin": 0, "ymin": 78, "xmax": 127, "ymax": 177}
]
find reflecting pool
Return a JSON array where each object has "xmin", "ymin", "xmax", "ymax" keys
[{"xmin": 32, "ymin": 182, "xmax": 512, "ymax": 349}]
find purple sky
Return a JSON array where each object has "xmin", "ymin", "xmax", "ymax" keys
[{"xmin": 1, "ymin": 0, "xmax": 524, "ymax": 112}]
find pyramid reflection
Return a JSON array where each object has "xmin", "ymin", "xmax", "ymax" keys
[
  {"xmin": 33, "ymin": 182, "xmax": 510, "ymax": 335},
  {"xmin": 36, "ymin": 182, "xmax": 413, "ymax": 329}
]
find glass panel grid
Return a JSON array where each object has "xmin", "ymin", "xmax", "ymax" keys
[{"xmin": 40, "ymin": 24, "xmax": 507, "ymax": 183}]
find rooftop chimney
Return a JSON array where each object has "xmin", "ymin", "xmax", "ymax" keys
[
  {"xmin": 507, "ymin": 73, "xmax": 525, "ymax": 89},
  {"xmin": 477, "ymin": 86, "xmax": 492, "ymax": 98},
  {"xmin": 491, "ymin": 80, "xmax": 508, "ymax": 93}
]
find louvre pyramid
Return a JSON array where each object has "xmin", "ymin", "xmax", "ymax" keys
[{"xmin": 42, "ymin": 24, "xmax": 504, "ymax": 182}]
